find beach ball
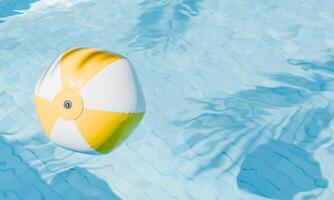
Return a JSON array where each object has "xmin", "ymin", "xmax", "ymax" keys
[{"xmin": 34, "ymin": 48, "xmax": 145, "ymax": 154}]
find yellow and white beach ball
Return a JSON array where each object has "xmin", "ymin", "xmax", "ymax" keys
[{"xmin": 34, "ymin": 48, "xmax": 145, "ymax": 154}]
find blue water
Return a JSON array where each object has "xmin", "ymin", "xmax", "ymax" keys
[{"xmin": 1, "ymin": 0, "xmax": 334, "ymax": 199}]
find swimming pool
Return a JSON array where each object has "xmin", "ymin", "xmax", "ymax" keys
[{"xmin": 1, "ymin": 0, "xmax": 334, "ymax": 199}]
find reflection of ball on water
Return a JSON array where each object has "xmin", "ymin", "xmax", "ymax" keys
[{"xmin": 34, "ymin": 48, "xmax": 145, "ymax": 154}]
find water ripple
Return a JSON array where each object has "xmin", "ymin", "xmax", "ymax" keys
[
  {"xmin": 1, "ymin": 1, "xmax": 334, "ymax": 199},
  {"xmin": 0, "ymin": 0, "xmax": 38, "ymax": 22},
  {"xmin": 175, "ymin": 54, "xmax": 334, "ymax": 199}
]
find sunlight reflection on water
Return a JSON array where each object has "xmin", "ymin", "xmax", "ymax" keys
[{"xmin": 1, "ymin": 0, "xmax": 334, "ymax": 199}]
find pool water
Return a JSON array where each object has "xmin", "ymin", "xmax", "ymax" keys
[{"xmin": 1, "ymin": 0, "xmax": 334, "ymax": 199}]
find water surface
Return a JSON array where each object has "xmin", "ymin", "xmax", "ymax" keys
[{"xmin": 1, "ymin": 0, "xmax": 334, "ymax": 199}]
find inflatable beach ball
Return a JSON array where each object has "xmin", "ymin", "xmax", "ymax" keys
[{"xmin": 34, "ymin": 48, "xmax": 145, "ymax": 154}]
